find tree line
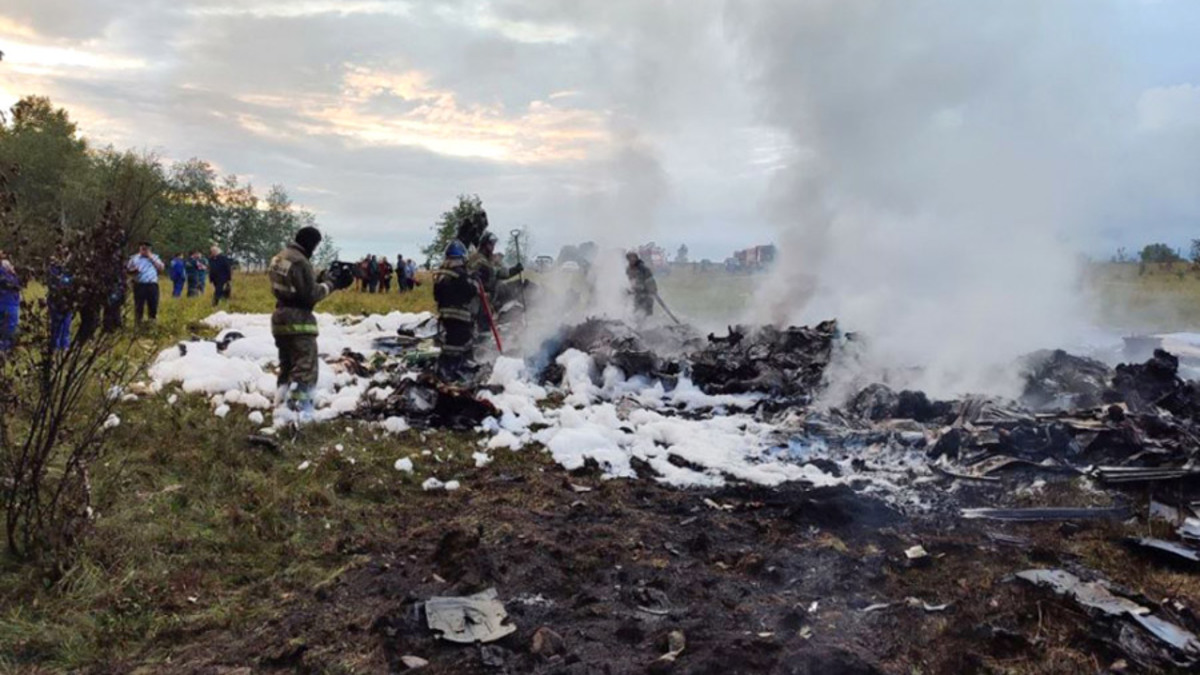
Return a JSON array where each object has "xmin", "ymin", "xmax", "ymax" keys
[
  {"xmin": 421, "ymin": 193, "xmax": 531, "ymax": 268},
  {"xmin": 0, "ymin": 96, "xmax": 336, "ymax": 268}
]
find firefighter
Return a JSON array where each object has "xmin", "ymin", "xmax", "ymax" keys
[
  {"xmin": 468, "ymin": 233, "xmax": 520, "ymax": 328},
  {"xmin": 434, "ymin": 240, "xmax": 477, "ymax": 381},
  {"xmin": 626, "ymin": 251, "xmax": 657, "ymax": 319},
  {"xmin": 268, "ymin": 226, "xmax": 346, "ymax": 420}
]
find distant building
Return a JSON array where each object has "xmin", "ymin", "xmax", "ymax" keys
[
  {"xmin": 732, "ymin": 244, "xmax": 777, "ymax": 270},
  {"xmin": 635, "ymin": 242, "xmax": 669, "ymax": 270}
]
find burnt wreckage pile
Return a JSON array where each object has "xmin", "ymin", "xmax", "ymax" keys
[
  {"xmin": 835, "ymin": 348, "xmax": 1200, "ymax": 669},
  {"xmin": 533, "ymin": 318, "xmax": 840, "ymax": 403},
  {"xmin": 355, "ymin": 317, "xmax": 1200, "ymax": 667}
]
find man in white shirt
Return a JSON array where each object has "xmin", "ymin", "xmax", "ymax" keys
[{"xmin": 126, "ymin": 241, "xmax": 165, "ymax": 323}]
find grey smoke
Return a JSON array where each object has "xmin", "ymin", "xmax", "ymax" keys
[{"xmin": 723, "ymin": 0, "xmax": 1150, "ymax": 397}]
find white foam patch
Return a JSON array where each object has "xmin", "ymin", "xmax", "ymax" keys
[
  {"xmin": 382, "ymin": 416, "xmax": 410, "ymax": 434},
  {"xmin": 150, "ymin": 311, "xmax": 431, "ymax": 422},
  {"xmin": 148, "ymin": 312, "xmax": 851, "ymax": 491}
]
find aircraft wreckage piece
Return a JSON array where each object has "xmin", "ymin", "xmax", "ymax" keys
[
  {"xmin": 1094, "ymin": 466, "xmax": 1200, "ymax": 484},
  {"xmin": 425, "ymin": 588, "xmax": 517, "ymax": 644},
  {"xmin": 961, "ymin": 506, "xmax": 1130, "ymax": 522},
  {"xmin": 1016, "ymin": 569, "xmax": 1200, "ymax": 668},
  {"xmin": 1125, "ymin": 537, "xmax": 1200, "ymax": 565}
]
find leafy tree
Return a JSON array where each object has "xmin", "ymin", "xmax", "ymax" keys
[
  {"xmin": 1140, "ymin": 243, "xmax": 1182, "ymax": 264},
  {"xmin": 675, "ymin": 244, "xmax": 689, "ymax": 264},
  {"xmin": 0, "ymin": 96, "xmax": 324, "ymax": 269},
  {"xmin": 212, "ymin": 174, "xmax": 260, "ymax": 264},
  {"xmin": 257, "ymin": 184, "xmax": 299, "ymax": 263},
  {"xmin": 422, "ymin": 194, "xmax": 484, "ymax": 265},
  {"xmin": 504, "ymin": 226, "xmax": 532, "ymax": 267},
  {"xmin": 0, "ymin": 96, "xmax": 90, "ymax": 254},
  {"xmin": 313, "ymin": 233, "xmax": 340, "ymax": 268},
  {"xmin": 158, "ymin": 158, "xmax": 218, "ymax": 256}
]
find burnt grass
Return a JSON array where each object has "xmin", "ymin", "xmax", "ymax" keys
[{"xmin": 89, "ymin": 449, "xmax": 1198, "ymax": 675}]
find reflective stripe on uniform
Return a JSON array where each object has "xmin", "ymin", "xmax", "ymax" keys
[
  {"xmin": 274, "ymin": 323, "xmax": 319, "ymax": 335},
  {"xmin": 439, "ymin": 308, "xmax": 473, "ymax": 322},
  {"xmin": 440, "ymin": 343, "xmax": 470, "ymax": 355}
]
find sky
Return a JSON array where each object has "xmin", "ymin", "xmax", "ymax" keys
[{"xmin": 0, "ymin": 0, "xmax": 1198, "ymax": 262}]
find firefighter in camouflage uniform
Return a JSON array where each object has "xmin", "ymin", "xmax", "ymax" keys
[
  {"xmin": 434, "ymin": 240, "xmax": 477, "ymax": 381},
  {"xmin": 468, "ymin": 233, "xmax": 523, "ymax": 329},
  {"xmin": 626, "ymin": 251, "xmax": 657, "ymax": 319},
  {"xmin": 268, "ymin": 226, "xmax": 345, "ymax": 419}
]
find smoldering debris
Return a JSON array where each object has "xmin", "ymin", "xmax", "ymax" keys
[
  {"xmin": 1018, "ymin": 349, "xmax": 1113, "ymax": 412},
  {"xmin": 358, "ymin": 373, "xmax": 499, "ymax": 431},
  {"xmin": 154, "ymin": 309, "xmax": 1200, "ymax": 671},
  {"xmin": 689, "ymin": 321, "xmax": 839, "ymax": 400},
  {"xmin": 534, "ymin": 317, "xmax": 702, "ymax": 383}
]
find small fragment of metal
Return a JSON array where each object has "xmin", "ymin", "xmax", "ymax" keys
[
  {"xmin": 1131, "ymin": 614, "xmax": 1200, "ymax": 655},
  {"xmin": 1094, "ymin": 466, "xmax": 1200, "ymax": 484},
  {"xmin": 933, "ymin": 464, "xmax": 1001, "ymax": 483},
  {"xmin": 425, "ymin": 588, "xmax": 517, "ymax": 644},
  {"xmin": 1179, "ymin": 518, "xmax": 1200, "ymax": 542},
  {"xmin": 861, "ymin": 598, "xmax": 947, "ymax": 613},
  {"xmin": 904, "ymin": 545, "xmax": 929, "ymax": 560},
  {"xmin": 703, "ymin": 498, "xmax": 734, "ymax": 511},
  {"xmin": 962, "ymin": 506, "xmax": 1129, "ymax": 522},
  {"xmin": 965, "ymin": 455, "xmax": 1046, "ymax": 477},
  {"xmin": 985, "ymin": 532, "xmax": 1032, "ymax": 547},
  {"xmin": 655, "ymin": 630, "xmax": 686, "ymax": 664},
  {"xmin": 1150, "ymin": 501, "xmax": 1185, "ymax": 525},
  {"xmin": 905, "ymin": 597, "xmax": 950, "ymax": 612},
  {"xmin": 1125, "ymin": 537, "xmax": 1200, "ymax": 564},
  {"xmin": 400, "ymin": 655, "xmax": 429, "ymax": 669}
]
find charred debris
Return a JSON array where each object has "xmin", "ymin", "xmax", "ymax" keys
[{"xmin": 335, "ymin": 317, "xmax": 1200, "ymax": 670}]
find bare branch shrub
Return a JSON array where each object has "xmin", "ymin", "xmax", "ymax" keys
[{"xmin": 0, "ymin": 168, "xmax": 150, "ymax": 570}]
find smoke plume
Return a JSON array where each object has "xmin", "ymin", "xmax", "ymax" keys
[{"xmin": 726, "ymin": 0, "xmax": 1130, "ymax": 398}]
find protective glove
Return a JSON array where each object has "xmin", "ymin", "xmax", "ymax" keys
[{"xmin": 508, "ymin": 263, "xmax": 524, "ymax": 276}]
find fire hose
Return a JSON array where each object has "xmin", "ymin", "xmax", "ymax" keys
[
  {"xmin": 655, "ymin": 293, "xmax": 682, "ymax": 326},
  {"xmin": 476, "ymin": 279, "xmax": 504, "ymax": 353}
]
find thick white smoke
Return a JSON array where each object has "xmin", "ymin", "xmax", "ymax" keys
[
  {"xmin": 497, "ymin": 0, "xmax": 1196, "ymax": 399},
  {"xmin": 726, "ymin": 0, "xmax": 1131, "ymax": 398}
]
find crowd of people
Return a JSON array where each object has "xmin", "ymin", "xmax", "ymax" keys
[
  {"xmin": 349, "ymin": 254, "xmax": 419, "ymax": 293},
  {"xmin": 0, "ymin": 241, "xmax": 236, "ymax": 354},
  {"xmin": 167, "ymin": 245, "xmax": 233, "ymax": 304}
]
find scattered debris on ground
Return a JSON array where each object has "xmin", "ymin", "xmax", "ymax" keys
[{"xmin": 137, "ymin": 311, "xmax": 1200, "ymax": 673}]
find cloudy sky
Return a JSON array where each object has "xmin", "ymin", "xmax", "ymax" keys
[{"xmin": 1, "ymin": 0, "xmax": 1199, "ymax": 262}]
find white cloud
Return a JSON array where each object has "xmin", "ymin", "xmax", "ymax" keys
[{"xmin": 1137, "ymin": 83, "xmax": 1200, "ymax": 132}]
